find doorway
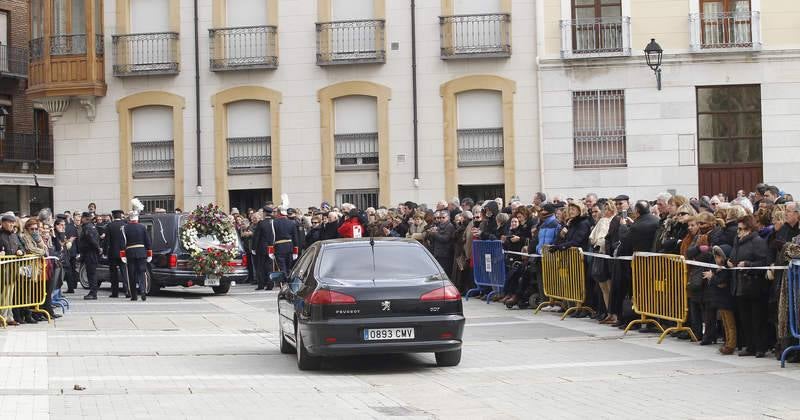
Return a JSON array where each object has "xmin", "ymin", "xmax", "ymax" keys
[
  {"xmin": 696, "ymin": 85, "xmax": 762, "ymax": 198},
  {"xmin": 229, "ymin": 189, "xmax": 271, "ymax": 214},
  {"xmin": 458, "ymin": 184, "xmax": 505, "ymax": 204}
]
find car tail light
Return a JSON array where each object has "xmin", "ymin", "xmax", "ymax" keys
[
  {"xmin": 242, "ymin": 254, "xmax": 248, "ymax": 267},
  {"xmin": 308, "ymin": 289, "xmax": 356, "ymax": 305},
  {"xmin": 439, "ymin": 332, "xmax": 454, "ymax": 340},
  {"xmin": 420, "ymin": 285, "xmax": 461, "ymax": 301},
  {"xmin": 168, "ymin": 254, "xmax": 177, "ymax": 269},
  {"xmin": 324, "ymin": 337, "xmax": 337, "ymax": 344}
]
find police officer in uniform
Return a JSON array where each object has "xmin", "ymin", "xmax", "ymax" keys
[
  {"xmin": 79, "ymin": 212, "xmax": 102, "ymax": 300},
  {"xmin": 105, "ymin": 210, "xmax": 128, "ymax": 298},
  {"xmin": 273, "ymin": 205, "xmax": 298, "ymax": 275},
  {"xmin": 121, "ymin": 210, "xmax": 152, "ymax": 301},
  {"xmin": 252, "ymin": 206, "xmax": 276, "ymax": 290}
]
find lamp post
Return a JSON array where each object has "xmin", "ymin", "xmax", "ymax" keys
[{"xmin": 644, "ymin": 38, "xmax": 663, "ymax": 90}]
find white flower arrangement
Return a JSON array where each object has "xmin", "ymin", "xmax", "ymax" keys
[{"xmin": 179, "ymin": 204, "xmax": 239, "ymax": 276}]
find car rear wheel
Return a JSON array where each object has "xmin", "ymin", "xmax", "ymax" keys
[
  {"xmin": 435, "ymin": 349, "xmax": 461, "ymax": 367},
  {"xmin": 296, "ymin": 327, "xmax": 321, "ymax": 370},
  {"xmin": 78, "ymin": 263, "xmax": 89, "ymax": 289},
  {"xmin": 212, "ymin": 282, "xmax": 231, "ymax": 295}
]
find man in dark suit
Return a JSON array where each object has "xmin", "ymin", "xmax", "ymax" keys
[
  {"xmin": 79, "ymin": 212, "xmax": 102, "ymax": 300},
  {"xmin": 64, "ymin": 210, "xmax": 80, "ymax": 293},
  {"xmin": 105, "ymin": 210, "xmax": 127, "ymax": 298},
  {"xmin": 252, "ymin": 206, "xmax": 276, "ymax": 290},
  {"xmin": 122, "ymin": 211, "xmax": 152, "ymax": 301},
  {"xmin": 611, "ymin": 200, "xmax": 661, "ymax": 328}
]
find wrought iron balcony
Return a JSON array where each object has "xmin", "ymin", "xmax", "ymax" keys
[
  {"xmin": 132, "ymin": 140, "xmax": 175, "ymax": 178},
  {"xmin": 335, "ymin": 132, "xmax": 379, "ymax": 170},
  {"xmin": 113, "ymin": 32, "xmax": 180, "ymax": 76},
  {"xmin": 560, "ymin": 17, "xmax": 631, "ymax": 57},
  {"xmin": 0, "ymin": 133, "xmax": 53, "ymax": 164},
  {"xmin": 227, "ymin": 136, "xmax": 272, "ymax": 174},
  {"xmin": 336, "ymin": 189, "xmax": 378, "ymax": 210},
  {"xmin": 50, "ymin": 34, "xmax": 87, "ymax": 56},
  {"xmin": 0, "ymin": 45, "xmax": 29, "ymax": 78},
  {"xmin": 440, "ymin": 14, "xmax": 511, "ymax": 59},
  {"xmin": 690, "ymin": 11, "xmax": 760, "ymax": 51},
  {"xmin": 457, "ymin": 128, "xmax": 504, "ymax": 167},
  {"xmin": 316, "ymin": 19, "xmax": 386, "ymax": 65},
  {"xmin": 209, "ymin": 26, "xmax": 278, "ymax": 71},
  {"xmin": 30, "ymin": 38, "xmax": 44, "ymax": 60},
  {"xmin": 96, "ymin": 34, "xmax": 105, "ymax": 56}
]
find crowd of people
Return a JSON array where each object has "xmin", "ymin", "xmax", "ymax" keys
[
  {"xmin": 231, "ymin": 184, "xmax": 800, "ymax": 362},
  {"xmin": 2, "ymin": 185, "xmax": 799, "ymax": 363}
]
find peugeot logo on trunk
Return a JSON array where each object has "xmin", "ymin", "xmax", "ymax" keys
[{"xmin": 381, "ymin": 301, "xmax": 391, "ymax": 311}]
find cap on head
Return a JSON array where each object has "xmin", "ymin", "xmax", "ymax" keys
[
  {"xmin": 111, "ymin": 210, "xmax": 124, "ymax": 218},
  {"xmin": 541, "ymin": 203, "xmax": 557, "ymax": 214},
  {"xmin": 613, "ymin": 194, "xmax": 630, "ymax": 202},
  {"xmin": 1, "ymin": 214, "xmax": 16, "ymax": 223}
]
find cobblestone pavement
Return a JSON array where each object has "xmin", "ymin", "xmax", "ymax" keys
[{"xmin": 1, "ymin": 284, "xmax": 799, "ymax": 420}]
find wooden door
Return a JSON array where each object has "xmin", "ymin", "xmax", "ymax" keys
[{"xmin": 696, "ymin": 85, "xmax": 762, "ymax": 198}]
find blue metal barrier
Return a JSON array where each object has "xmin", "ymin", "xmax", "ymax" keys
[
  {"xmin": 781, "ymin": 260, "xmax": 800, "ymax": 368},
  {"xmin": 465, "ymin": 240, "xmax": 506, "ymax": 303}
]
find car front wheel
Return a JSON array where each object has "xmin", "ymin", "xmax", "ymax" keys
[
  {"xmin": 296, "ymin": 327, "xmax": 321, "ymax": 371},
  {"xmin": 435, "ymin": 349, "xmax": 462, "ymax": 367}
]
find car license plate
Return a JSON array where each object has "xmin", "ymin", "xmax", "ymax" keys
[
  {"xmin": 363, "ymin": 328, "xmax": 415, "ymax": 341},
  {"xmin": 205, "ymin": 276, "xmax": 220, "ymax": 286}
]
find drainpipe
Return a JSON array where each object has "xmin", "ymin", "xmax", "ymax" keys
[
  {"xmin": 194, "ymin": 0, "xmax": 202, "ymax": 195},
  {"xmin": 410, "ymin": 0, "xmax": 420, "ymax": 187},
  {"xmin": 535, "ymin": 0, "xmax": 546, "ymax": 194}
]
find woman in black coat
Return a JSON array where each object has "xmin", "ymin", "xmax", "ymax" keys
[
  {"xmin": 702, "ymin": 245, "xmax": 737, "ymax": 354},
  {"xmin": 729, "ymin": 215, "xmax": 770, "ymax": 357}
]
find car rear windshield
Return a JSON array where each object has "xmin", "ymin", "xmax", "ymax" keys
[{"xmin": 317, "ymin": 243, "xmax": 441, "ymax": 281}]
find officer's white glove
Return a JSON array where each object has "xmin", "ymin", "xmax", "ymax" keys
[
  {"xmin": 251, "ymin": 250, "xmax": 256, "ymax": 255},
  {"xmin": 121, "ymin": 256, "xmax": 127, "ymax": 264},
  {"xmin": 146, "ymin": 256, "xmax": 152, "ymax": 263},
  {"xmin": 292, "ymin": 254, "xmax": 298, "ymax": 260},
  {"xmin": 268, "ymin": 254, "xmax": 275, "ymax": 260}
]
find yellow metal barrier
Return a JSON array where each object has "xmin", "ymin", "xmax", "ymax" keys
[
  {"xmin": 0, "ymin": 255, "xmax": 51, "ymax": 328},
  {"xmin": 534, "ymin": 247, "xmax": 595, "ymax": 320},
  {"xmin": 624, "ymin": 252, "xmax": 697, "ymax": 343}
]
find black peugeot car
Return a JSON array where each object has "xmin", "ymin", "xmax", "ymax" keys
[
  {"xmin": 274, "ymin": 238, "xmax": 465, "ymax": 370},
  {"xmin": 79, "ymin": 213, "xmax": 248, "ymax": 295}
]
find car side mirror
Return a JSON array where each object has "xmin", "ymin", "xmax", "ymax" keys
[{"xmin": 270, "ymin": 272, "xmax": 287, "ymax": 284}]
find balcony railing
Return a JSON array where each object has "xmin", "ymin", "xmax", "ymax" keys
[
  {"xmin": 96, "ymin": 34, "xmax": 105, "ymax": 56},
  {"xmin": 561, "ymin": 17, "xmax": 630, "ymax": 57},
  {"xmin": 132, "ymin": 140, "xmax": 175, "ymax": 178},
  {"xmin": 0, "ymin": 45, "xmax": 29, "ymax": 78},
  {"xmin": 209, "ymin": 26, "xmax": 278, "ymax": 71},
  {"xmin": 440, "ymin": 14, "xmax": 511, "ymax": 59},
  {"xmin": 50, "ymin": 34, "xmax": 87, "ymax": 56},
  {"xmin": 30, "ymin": 38, "xmax": 44, "ymax": 60},
  {"xmin": 227, "ymin": 136, "xmax": 271, "ymax": 174},
  {"xmin": 0, "ymin": 133, "xmax": 53, "ymax": 164},
  {"xmin": 140, "ymin": 195, "xmax": 175, "ymax": 213},
  {"xmin": 316, "ymin": 19, "xmax": 385, "ymax": 65},
  {"xmin": 113, "ymin": 32, "xmax": 180, "ymax": 76},
  {"xmin": 457, "ymin": 128, "xmax": 504, "ymax": 167},
  {"xmin": 690, "ymin": 11, "xmax": 760, "ymax": 50},
  {"xmin": 335, "ymin": 132, "xmax": 379, "ymax": 170}
]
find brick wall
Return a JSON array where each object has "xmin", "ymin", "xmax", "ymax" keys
[{"xmin": 0, "ymin": 0, "xmax": 34, "ymax": 134}]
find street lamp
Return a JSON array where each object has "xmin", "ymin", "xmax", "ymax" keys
[{"xmin": 644, "ymin": 38, "xmax": 663, "ymax": 90}]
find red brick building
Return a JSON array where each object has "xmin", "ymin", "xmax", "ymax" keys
[{"xmin": 0, "ymin": 0, "xmax": 52, "ymax": 215}]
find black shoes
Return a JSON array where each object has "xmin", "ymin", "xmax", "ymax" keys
[
  {"xmin": 65, "ymin": 289, "xmax": 75, "ymax": 294},
  {"xmin": 84, "ymin": 294, "xmax": 97, "ymax": 300},
  {"xmin": 109, "ymin": 294, "xmax": 119, "ymax": 298},
  {"xmin": 130, "ymin": 296, "xmax": 138, "ymax": 301}
]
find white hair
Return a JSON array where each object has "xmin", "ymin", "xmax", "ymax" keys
[
  {"xmin": 731, "ymin": 197, "xmax": 753, "ymax": 214},
  {"xmin": 655, "ymin": 192, "xmax": 672, "ymax": 203}
]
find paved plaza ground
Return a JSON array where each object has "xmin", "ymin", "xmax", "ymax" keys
[{"xmin": 1, "ymin": 284, "xmax": 799, "ymax": 419}]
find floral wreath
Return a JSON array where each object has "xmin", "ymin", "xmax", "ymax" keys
[{"xmin": 180, "ymin": 204, "xmax": 238, "ymax": 276}]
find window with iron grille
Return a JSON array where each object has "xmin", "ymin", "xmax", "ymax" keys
[
  {"xmin": 335, "ymin": 132, "xmax": 379, "ymax": 170},
  {"xmin": 336, "ymin": 189, "xmax": 378, "ymax": 210},
  {"xmin": 457, "ymin": 128, "xmax": 504, "ymax": 166},
  {"xmin": 572, "ymin": 90, "xmax": 626, "ymax": 168},
  {"xmin": 139, "ymin": 195, "xmax": 175, "ymax": 213}
]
